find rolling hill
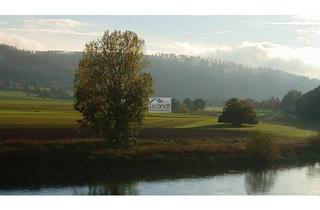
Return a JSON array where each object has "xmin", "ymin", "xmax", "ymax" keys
[{"xmin": 0, "ymin": 44, "xmax": 319, "ymax": 100}]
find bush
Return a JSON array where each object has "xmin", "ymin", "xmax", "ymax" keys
[
  {"xmin": 308, "ymin": 133, "xmax": 320, "ymax": 152},
  {"xmin": 246, "ymin": 132, "xmax": 280, "ymax": 162},
  {"xmin": 218, "ymin": 98, "xmax": 258, "ymax": 126},
  {"xmin": 178, "ymin": 104, "xmax": 189, "ymax": 113}
]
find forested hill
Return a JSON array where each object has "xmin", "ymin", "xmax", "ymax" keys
[
  {"xmin": 146, "ymin": 54, "xmax": 320, "ymax": 100},
  {"xmin": 0, "ymin": 44, "xmax": 80, "ymax": 89},
  {"xmin": 0, "ymin": 44, "xmax": 319, "ymax": 100}
]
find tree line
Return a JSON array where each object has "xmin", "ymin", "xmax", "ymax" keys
[
  {"xmin": 220, "ymin": 86, "xmax": 320, "ymax": 123},
  {"xmin": 259, "ymin": 87, "xmax": 320, "ymax": 122},
  {"xmin": 171, "ymin": 98, "xmax": 206, "ymax": 113}
]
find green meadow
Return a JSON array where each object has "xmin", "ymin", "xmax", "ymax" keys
[{"xmin": 0, "ymin": 91, "xmax": 317, "ymax": 139}]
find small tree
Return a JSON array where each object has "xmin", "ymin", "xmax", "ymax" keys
[
  {"xmin": 218, "ymin": 98, "xmax": 258, "ymax": 126},
  {"xmin": 179, "ymin": 103, "xmax": 189, "ymax": 113},
  {"xmin": 192, "ymin": 98, "xmax": 205, "ymax": 111},
  {"xmin": 74, "ymin": 30, "xmax": 153, "ymax": 146},
  {"xmin": 183, "ymin": 98, "xmax": 192, "ymax": 110},
  {"xmin": 171, "ymin": 98, "xmax": 181, "ymax": 113}
]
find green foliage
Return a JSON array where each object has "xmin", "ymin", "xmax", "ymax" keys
[
  {"xmin": 296, "ymin": 86, "xmax": 320, "ymax": 121},
  {"xmin": 183, "ymin": 98, "xmax": 193, "ymax": 110},
  {"xmin": 0, "ymin": 44, "xmax": 79, "ymax": 89},
  {"xmin": 280, "ymin": 89, "xmax": 302, "ymax": 114},
  {"xmin": 74, "ymin": 31, "xmax": 153, "ymax": 146},
  {"xmin": 218, "ymin": 98, "xmax": 258, "ymax": 125},
  {"xmin": 181, "ymin": 98, "xmax": 205, "ymax": 111},
  {"xmin": 308, "ymin": 133, "xmax": 320, "ymax": 152},
  {"xmin": 178, "ymin": 103, "xmax": 189, "ymax": 113},
  {"xmin": 246, "ymin": 132, "xmax": 280, "ymax": 162},
  {"xmin": 171, "ymin": 98, "xmax": 181, "ymax": 113},
  {"xmin": 192, "ymin": 98, "xmax": 206, "ymax": 111},
  {"xmin": 38, "ymin": 87, "xmax": 73, "ymax": 100},
  {"xmin": 258, "ymin": 97, "xmax": 280, "ymax": 112}
]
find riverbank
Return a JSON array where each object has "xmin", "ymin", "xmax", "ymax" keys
[{"xmin": 0, "ymin": 132, "xmax": 319, "ymax": 188}]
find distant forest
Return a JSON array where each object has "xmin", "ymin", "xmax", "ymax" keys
[{"xmin": 0, "ymin": 44, "xmax": 319, "ymax": 101}]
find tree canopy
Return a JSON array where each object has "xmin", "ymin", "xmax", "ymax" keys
[
  {"xmin": 74, "ymin": 30, "xmax": 153, "ymax": 145},
  {"xmin": 280, "ymin": 90, "xmax": 302, "ymax": 114},
  {"xmin": 218, "ymin": 98, "xmax": 258, "ymax": 126},
  {"xmin": 296, "ymin": 86, "xmax": 320, "ymax": 121},
  {"xmin": 192, "ymin": 98, "xmax": 206, "ymax": 111},
  {"xmin": 183, "ymin": 98, "xmax": 193, "ymax": 110}
]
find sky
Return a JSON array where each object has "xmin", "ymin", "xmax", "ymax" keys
[{"xmin": 1, "ymin": 15, "xmax": 320, "ymax": 79}]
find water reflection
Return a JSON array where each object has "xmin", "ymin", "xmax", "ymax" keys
[
  {"xmin": 245, "ymin": 169, "xmax": 277, "ymax": 195},
  {"xmin": 307, "ymin": 163, "xmax": 320, "ymax": 178},
  {"xmin": 2, "ymin": 162, "xmax": 320, "ymax": 195},
  {"xmin": 86, "ymin": 182, "xmax": 138, "ymax": 195}
]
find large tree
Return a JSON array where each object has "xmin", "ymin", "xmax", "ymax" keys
[
  {"xmin": 218, "ymin": 98, "xmax": 258, "ymax": 126},
  {"xmin": 74, "ymin": 30, "xmax": 153, "ymax": 146}
]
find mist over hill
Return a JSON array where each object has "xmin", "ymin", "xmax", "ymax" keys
[
  {"xmin": 0, "ymin": 44, "xmax": 319, "ymax": 100},
  {"xmin": 147, "ymin": 54, "xmax": 320, "ymax": 100}
]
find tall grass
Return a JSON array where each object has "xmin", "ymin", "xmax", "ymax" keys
[
  {"xmin": 308, "ymin": 133, "xmax": 320, "ymax": 151},
  {"xmin": 246, "ymin": 132, "xmax": 280, "ymax": 162}
]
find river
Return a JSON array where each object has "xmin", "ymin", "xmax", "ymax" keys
[{"xmin": 1, "ymin": 162, "xmax": 320, "ymax": 195}]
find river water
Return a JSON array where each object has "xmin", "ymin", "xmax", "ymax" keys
[{"xmin": 2, "ymin": 162, "xmax": 320, "ymax": 195}]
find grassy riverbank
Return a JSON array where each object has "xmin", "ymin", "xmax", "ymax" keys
[{"xmin": 1, "ymin": 134, "xmax": 320, "ymax": 188}]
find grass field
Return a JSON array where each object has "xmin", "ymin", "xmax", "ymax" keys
[
  {"xmin": 204, "ymin": 106, "xmax": 223, "ymax": 112},
  {"xmin": 0, "ymin": 91, "xmax": 317, "ymax": 139}
]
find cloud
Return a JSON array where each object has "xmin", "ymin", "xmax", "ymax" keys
[
  {"xmin": 5, "ymin": 27, "xmax": 100, "ymax": 36},
  {"xmin": 147, "ymin": 41, "xmax": 320, "ymax": 79},
  {"xmin": 147, "ymin": 41, "xmax": 232, "ymax": 55},
  {"xmin": 267, "ymin": 15, "xmax": 320, "ymax": 26},
  {"xmin": 267, "ymin": 21, "xmax": 320, "ymax": 26},
  {"xmin": 212, "ymin": 30, "xmax": 231, "ymax": 34},
  {"xmin": 297, "ymin": 28, "xmax": 320, "ymax": 36},
  {"xmin": 169, "ymin": 42, "xmax": 232, "ymax": 55},
  {"xmin": 209, "ymin": 42, "xmax": 320, "ymax": 79},
  {"xmin": 296, "ymin": 27, "xmax": 320, "ymax": 43},
  {"xmin": 265, "ymin": 16, "xmax": 320, "ymax": 46},
  {"xmin": 296, "ymin": 15, "xmax": 320, "ymax": 22},
  {"xmin": 293, "ymin": 25, "xmax": 320, "ymax": 46},
  {"xmin": 180, "ymin": 30, "xmax": 231, "ymax": 35},
  {"xmin": 2, "ymin": 18, "xmax": 101, "ymax": 37},
  {"xmin": 24, "ymin": 18, "xmax": 90, "ymax": 29},
  {"xmin": 0, "ymin": 31, "xmax": 47, "ymax": 51}
]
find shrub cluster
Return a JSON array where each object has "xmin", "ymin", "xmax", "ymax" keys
[{"xmin": 246, "ymin": 132, "xmax": 280, "ymax": 162}]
